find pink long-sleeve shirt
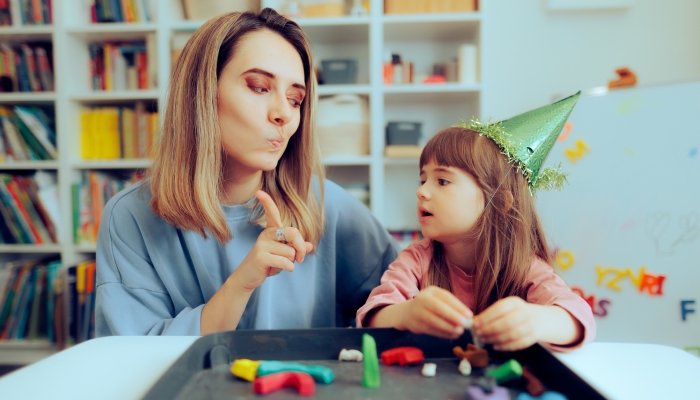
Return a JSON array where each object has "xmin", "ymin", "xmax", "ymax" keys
[{"xmin": 356, "ymin": 239, "xmax": 596, "ymax": 352}]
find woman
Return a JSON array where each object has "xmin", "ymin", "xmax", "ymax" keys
[{"xmin": 95, "ymin": 8, "xmax": 397, "ymax": 336}]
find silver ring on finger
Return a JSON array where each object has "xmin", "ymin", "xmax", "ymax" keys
[{"xmin": 275, "ymin": 226, "xmax": 287, "ymax": 243}]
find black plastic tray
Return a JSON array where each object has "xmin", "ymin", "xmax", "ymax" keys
[{"xmin": 142, "ymin": 328, "xmax": 605, "ymax": 400}]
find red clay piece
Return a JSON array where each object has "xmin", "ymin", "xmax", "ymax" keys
[
  {"xmin": 522, "ymin": 366, "xmax": 545, "ymax": 397},
  {"xmin": 380, "ymin": 346, "xmax": 425, "ymax": 366},
  {"xmin": 253, "ymin": 371, "xmax": 315, "ymax": 396}
]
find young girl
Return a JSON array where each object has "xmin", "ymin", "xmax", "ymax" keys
[
  {"xmin": 357, "ymin": 93, "xmax": 595, "ymax": 351},
  {"xmin": 95, "ymin": 9, "xmax": 397, "ymax": 337}
]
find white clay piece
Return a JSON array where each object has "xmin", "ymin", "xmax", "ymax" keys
[
  {"xmin": 421, "ymin": 363, "xmax": 437, "ymax": 377},
  {"xmin": 338, "ymin": 348, "xmax": 363, "ymax": 362},
  {"xmin": 459, "ymin": 358, "xmax": 472, "ymax": 376}
]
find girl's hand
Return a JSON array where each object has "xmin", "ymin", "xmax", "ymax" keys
[
  {"xmin": 472, "ymin": 296, "xmax": 541, "ymax": 351},
  {"xmin": 229, "ymin": 191, "xmax": 313, "ymax": 293},
  {"xmin": 398, "ymin": 286, "xmax": 474, "ymax": 339}
]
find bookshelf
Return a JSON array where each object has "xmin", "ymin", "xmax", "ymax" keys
[{"xmin": 0, "ymin": 0, "xmax": 487, "ymax": 364}]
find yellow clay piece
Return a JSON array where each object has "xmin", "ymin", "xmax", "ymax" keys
[{"xmin": 231, "ymin": 359, "xmax": 261, "ymax": 381}]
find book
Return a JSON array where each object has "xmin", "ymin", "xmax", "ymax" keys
[
  {"xmin": 1, "ymin": 112, "xmax": 29, "ymax": 160},
  {"xmin": 18, "ymin": 175, "xmax": 57, "ymax": 242},
  {"xmin": 6, "ymin": 263, "xmax": 34, "ymax": 339},
  {"xmin": 0, "ymin": 174, "xmax": 35, "ymax": 243},
  {"xmin": 66, "ymin": 265, "xmax": 76, "ymax": 345},
  {"xmin": 13, "ymin": 106, "xmax": 58, "ymax": 159},
  {"xmin": 45, "ymin": 260, "xmax": 60, "ymax": 342},
  {"xmin": 0, "ymin": 263, "xmax": 26, "ymax": 338},
  {"xmin": 14, "ymin": 265, "xmax": 38, "ymax": 338},
  {"xmin": 11, "ymin": 112, "xmax": 51, "ymax": 159},
  {"xmin": 3, "ymin": 175, "xmax": 43, "ymax": 243},
  {"xmin": 0, "ymin": 263, "xmax": 21, "ymax": 331},
  {"xmin": 10, "ymin": 176, "xmax": 52, "ymax": 243},
  {"xmin": 34, "ymin": 46, "xmax": 54, "ymax": 91},
  {"xmin": 75, "ymin": 262, "xmax": 86, "ymax": 343}
]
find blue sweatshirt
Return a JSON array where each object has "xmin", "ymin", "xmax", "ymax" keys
[{"xmin": 95, "ymin": 180, "xmax": 398, "ymax": 336}]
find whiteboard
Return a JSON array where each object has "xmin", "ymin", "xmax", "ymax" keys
[{"xmin": 535, "ymin": 81, "xmax": 700, "ymax": 352}]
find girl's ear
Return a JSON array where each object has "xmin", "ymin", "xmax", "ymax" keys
[{"xmin": 504, "ymin": 191, "xmax": 514, "ymax": 213}]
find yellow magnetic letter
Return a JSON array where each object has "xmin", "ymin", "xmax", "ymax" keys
[{"xmin": 565, "ymin": 139, "xmax": 590, "ymax": 163}]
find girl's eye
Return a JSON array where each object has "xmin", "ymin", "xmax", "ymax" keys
[
  {"xmin": 438, "ymin": 179, "xmax": 449, "ymax": 186},
  {"xmin": 419, "ymin": 180, "xmax": 426, "ymax": 185},
  {"xmin": 250, "ymin": 86, "xmax": 267, "ymax": 93},
  {"xmin": 289, "ymin": 98, "xmax": 302, "ymax": 107}
]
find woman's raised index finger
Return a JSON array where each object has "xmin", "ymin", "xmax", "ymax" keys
[{"xmin": 255, "ymin": 190, "xmax": 283, "ymax": 228}]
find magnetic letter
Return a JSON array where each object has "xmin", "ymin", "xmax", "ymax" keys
[
  {"xmin": 681, "ymin": 300, "xmax": 696, "ymax": 321},
  {"xmin": 555, "ymin": 250, "xmax": 575, "ymax": 270},
  {"xmin": 564, "ymin": 139, "xmax": 590, "ymax": 163}
]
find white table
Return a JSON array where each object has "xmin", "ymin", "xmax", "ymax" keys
[{"xmin": 0, "ymin": 337, "xmax": 698, "ymax": 400}]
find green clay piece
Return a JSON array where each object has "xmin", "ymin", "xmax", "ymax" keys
[
  {"xmin": 257, "ymin": 361, "xmax": 334, "ymax": 384},
  {"xmin": 486, "ymin": 359, "xmax": 523, "ymax": 384},
  {"xmin": 362, "ymin": 333, "xmax": 380, "ymax": 388}
]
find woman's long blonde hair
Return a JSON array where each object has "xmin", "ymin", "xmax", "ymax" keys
[
  {"xmin": 420, "ymin": 127, "xmax": 551, "ymax": 314},
  {"xmin": 148, "ymin": 8, "xmax": 325, "ymax": 245}
]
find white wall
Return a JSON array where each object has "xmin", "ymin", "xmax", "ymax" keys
[{"xmin": 485, "ymin": 0, "xmax": 700, "ymax": 119}]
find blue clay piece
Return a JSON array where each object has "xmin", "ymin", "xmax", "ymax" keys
[
  {"xmin": 516, "ymin": 391, "xmax": 568, "ymax": 400},
  {"xmin": 257, "ymin": 360, "xmax": 334, "ymax": 384},
  {"xmin": 466, "ymin": 385, "xmax": 509, "ymax": 400}
]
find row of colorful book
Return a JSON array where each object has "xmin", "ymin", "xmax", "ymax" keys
[
  {"xmin": 91, "ymin": 0, "xmax": 154, "ymax": 23},
  {"xmin": 0, "ymin": 0, "xmax": 52, "ymax": 26},
  {"xmin": 73, "ymin": 170, "xmax": 141, "ymax": 245},
  {"xmin": 0, "ymin": 259, "xmax": 97, "ymax": 348},
  {"xmin": 88, "ymin": 40, "xmax": 156, "ymax": 91},
  {"xmin": 0, "ymin": 172, "xmax": 58, "ymax": 244},
  {"xmin": 0, "ymin": 105, "xmax": 57, "ymax": 161},
  {"xmin": 80, "ymin": 103, "xmax": 158, "ymax": 160},
  {"xmin": 0, "ymin": 42, "xmax": 54, "ymax": 93}
]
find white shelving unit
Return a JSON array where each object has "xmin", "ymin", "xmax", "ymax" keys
[{"xmin": 0, "ymin": 0, "xmax": 486, "ymax": 364}]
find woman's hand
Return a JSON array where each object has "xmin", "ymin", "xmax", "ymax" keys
[
  {"xmin": 472, "ymin": 296, "xmax": 541, "ymax": 351},
  {"xmin": 397, "ymin": 286, "xmax": 474, "ymax": 339},
  {"xmin": 229, "ymin": 190, "xmax": 313, "ymax": 293}
]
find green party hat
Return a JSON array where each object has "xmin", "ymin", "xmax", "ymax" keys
[{"xmin": 462, "ymin": 91, "xmax": 581, "ymax": 193}]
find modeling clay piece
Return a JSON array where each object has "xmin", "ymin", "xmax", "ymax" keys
[
  {"xmin": 458, "ymin": 358, "xmax": 472, "ymax": 376},
  {"xmin": 230, "ymin": 359, "xmax": 261, "ymax": 381},
  {"xmin": 522, "ymin": 366, "xmax": 545, "ymax": 396},
  {"xmin": 471, "ymin": 376, "xmax": 497, "ymax": 393},
  {"xmin": 257, "ymin": 361, "xmax": 334, "ymax": 384},
  {"xmin": 608, "ymin": 67, "xmax": 637, "ymax": 89},
  {"xmin": 453, "ymin": 344, "xmax": 489, "ymax": 368},
  {"xmin": 253, "ymin": 371, "xmax": 315, "ymax": 396},
  {"xmin": 486, "ymin": 359, "xmax": 523, "ymax": 384},
  {"xmin": 338, "ymin": 348, "xmax": 363, "ymax": 362},
  {"xmin": 380, "ymin": 346, "xmax": 425, "ymax": 365},
  {"xmin": 421, "ymin": 363, "xmax": 436, "ymax": 377},
  {"xmin": 516, "ymin": 391, "xmax": 568, "ymax": 400},
  {"xmin": 362, "ymin": 333, "xmax": 380, "ymax": 388},
  {"xmin": 466, "ymin": 385, "xmax": 509, "ymax": 400}
]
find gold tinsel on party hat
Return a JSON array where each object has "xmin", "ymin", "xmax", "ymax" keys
[{"xmin": 462, "ymin": 91, "xmax": 581, "ymax": 193}]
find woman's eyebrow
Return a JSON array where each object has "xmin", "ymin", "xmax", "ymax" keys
[{"xmin": 242, "ymin": 68, "xmax": 306, "ymax": 91}]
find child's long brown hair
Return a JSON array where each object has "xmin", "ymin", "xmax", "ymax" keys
[{"xmin": 419, "ymin": 127, "xmax": 552, "ymax": 313}]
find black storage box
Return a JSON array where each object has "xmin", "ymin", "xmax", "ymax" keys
[
  {"xmin": 321, "ymin": 60, "xmax": 357, "ymax": 84},
  {"xmin": 386, "ymin": 121, "xmax": 422, "ymax": 145}
]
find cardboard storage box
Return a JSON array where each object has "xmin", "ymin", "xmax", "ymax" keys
[
  {"xmin": 384, "ymin": 0, "xmax": 477, "ymax": 14},
  {"xmin": 317, "ymin": 94, "xmax": 369, "ymax": 156}
]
